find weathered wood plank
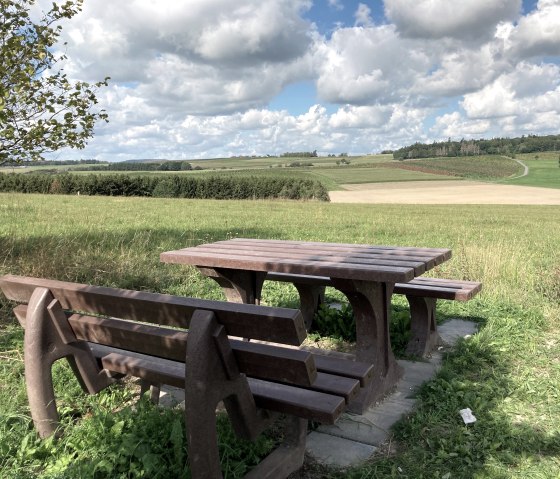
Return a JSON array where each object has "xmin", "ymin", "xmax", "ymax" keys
[
  {"xmin": 160, "ymin": 250, "xmax": 415, "ymax": 283},
  {"xmin": 191, "ymin": 246, "xmax": 428, "ymax": 275},
  {"xmin": 0, "ymin": 275, "xmax": 306, "ymax": 345},
  {"xmin": 100, "ymin": 351, "xmax": 348, "ymax": 424}
]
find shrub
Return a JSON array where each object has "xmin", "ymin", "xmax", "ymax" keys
[{"xmin": 0, "ymin": 173, "xmax": 330, "ymax": 201}]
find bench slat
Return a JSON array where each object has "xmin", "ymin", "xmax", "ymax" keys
[
  {"xmin": 16, "ymin": 304, "xmax": 372, "ymax": 390},
  {"xmin": 0, "ymin": 275, "xmax": 306, "ymax": 345},
  {"xmin": 101, "ymin": 351, "xmax": 347, "ymax": 424},
  {"xmin": 313, "ymin": 354, "xmax": 374, "ymax": 387},
  {"xmin": 267, "ymin": 272, "xmax": 482, "ymax": 301},
  {"xmin": 394, "ymin": 281, "xmax": 481, "ymax": 301},
  {"xmin": 67, "ymin": 314, "xmax": 318, "ymax": 387},
  {"xmin": 248, "ymin": 378, "xmax": 346, "ymax": 425}
]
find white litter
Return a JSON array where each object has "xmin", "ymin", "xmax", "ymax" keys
[{"xmin": 459, "ymin": 408, "xmax": 477, "ymax": 424}]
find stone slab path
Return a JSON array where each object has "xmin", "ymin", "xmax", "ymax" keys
[
  {"xmin": 157, "ymin": 319, "xmax": 478, "ymax": 469},
  {"xmin": 305, "ymin": 319, "xmax": 478, "ymax": 467}
]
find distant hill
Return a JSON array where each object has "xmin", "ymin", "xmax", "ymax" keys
[{"xmin": 393, "ymin": 134, "xmax": 560, "ymax": 160}]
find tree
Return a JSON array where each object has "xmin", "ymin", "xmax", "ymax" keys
[{"xmin": 0, "ymin": 0, "xmax": 108, "ymax": 165}]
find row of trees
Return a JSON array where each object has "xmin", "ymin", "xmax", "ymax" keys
[
  {"xmin": 393, "ymin": 135, "xmax": 560, "ymax": 160},
  {"xmin": 280, "ymin": 151, "xmax": 318, "ymax": 158},
  {"xmin": 76, "ymin": 161, "xmax": 196, "ymax": 172},
  {"xmin": 0, "ymin": 173, "xmax": 330, "ymax": 201}
]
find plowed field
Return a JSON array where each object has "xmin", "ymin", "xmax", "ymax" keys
[{"xmin": 329, "ymin": 180, "xmax": 560, "ymax": 204}]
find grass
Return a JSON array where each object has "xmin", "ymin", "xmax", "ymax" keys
[
  {"xmin": 0, "ymin": 193, "xmax": 559, "ymax": 478},
  {"xmin": 503, "ymin": 153, "xmax": 560, "ymax": 189}
]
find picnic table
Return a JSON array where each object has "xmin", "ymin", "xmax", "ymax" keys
[{"xmin": 161, "ymin": 238, "xmax": 452, "ymax": 412}]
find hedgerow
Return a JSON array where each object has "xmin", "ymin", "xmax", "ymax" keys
[{"xmin": 0, "ymin": 173, "xmax": 330, "ymax": 201}]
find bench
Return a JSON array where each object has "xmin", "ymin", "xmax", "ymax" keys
[
  {"xmin": 0, "ymin": 274, "xmax": 374, "ymax": 479},
  {"xmin": 266, "ymin": 273, "xmax": 482, "ymax": 357}
]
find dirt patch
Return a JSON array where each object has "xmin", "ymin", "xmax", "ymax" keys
[{"xmin": 329, "ymin": 180, "xmax": 560, "ymax": 205}]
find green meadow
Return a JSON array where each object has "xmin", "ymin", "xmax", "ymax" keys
[
  {"xmin": 1, "ymin": 192, "xmax": 559, "ymax": 478},
  {"xmin": 503, "ymin": 153, "xmax": 560, "ymax": 189}
]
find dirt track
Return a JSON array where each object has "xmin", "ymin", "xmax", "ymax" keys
[{"xmin": 329, "ymin": 180, "xmax": 560, "ymax": 205}]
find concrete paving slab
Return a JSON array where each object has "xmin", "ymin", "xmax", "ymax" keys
[
  {"xmin": 309, "ymin": 319, "xmax": 477, "ymax": 465},
  {"xmin": 439, "ymin": 319, "xmax": 478, "ymax": 346},
  {"xmin": 306, "ymin": 431, "xmax": 377, "ymax": 467},
  {"xmin": 159, "ymin": 385, "xmax": 185, "ymax": 408},
  {"xmin": 150, "ymin": 319, "xmax": 478, "ymax": 469}
]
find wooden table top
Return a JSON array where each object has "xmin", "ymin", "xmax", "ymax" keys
[{"xmin": 160, "ymin": 238, "xmax": 452, "ymax": 283}]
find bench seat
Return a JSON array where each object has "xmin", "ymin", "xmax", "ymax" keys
[{"xmin": 266, "ymin": 272, "xmax": 482, "ymax": 357}]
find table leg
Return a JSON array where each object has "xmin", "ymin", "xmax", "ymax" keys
[
  {"xmin": 405, "ymin": 295, "xmax": 441, "ymax": 357},
  {"xmin": 197, "ymin": 267, "xmax": 266, "ymax": 305},
  {"xmin": 330, "ymin": 278, "xmax": 403, "ymax": 413}
]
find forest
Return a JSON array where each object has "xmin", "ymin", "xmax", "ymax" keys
[{"xmin": 392, "ymin": 134, "xmax": 560, "ymax": 160}]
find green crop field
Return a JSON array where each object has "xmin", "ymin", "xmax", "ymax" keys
[
  {"xmin": 393, "ymin": 155, "xmax": 523, "ymax": 180},
  {"xmin": 310, "ymin": 166, "xmax": 457, "ymax": 185},
  {"xmin": 1, "ymin": 192, "xmax": 559, "ymax": 478}
]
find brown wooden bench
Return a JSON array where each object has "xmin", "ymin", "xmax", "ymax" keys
[
  {"xmin": 0, "ymin": 274, "xmax": 374, "ymax": 479},
  {"xmin": 266, "ymin": 273, "xmax": 482, "ymax": 357}
]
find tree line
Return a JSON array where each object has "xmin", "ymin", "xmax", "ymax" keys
[
  {"xmin": 0, "ymin": 173, "xmax": 330, "ymax": 201},
  {"xmin": 75, "ymin": 161, "xmax": 197, "ymax": 172},
  {"xmin": 393, "ymin": 134, "xmax": 560, "ymax": 160}
]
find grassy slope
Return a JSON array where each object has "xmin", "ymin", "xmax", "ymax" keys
[
  {"xmin": 503, "ymin": 153, "xmax": 560, "ymax": 189},
  {"xmin": 393, "ymin": 156, "xmax": 523, "ymax": 181},
  {"xmin": 1, "ymin": 193, "xmax": 559, "ymax": 478}
]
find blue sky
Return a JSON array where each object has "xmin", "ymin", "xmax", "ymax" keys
[{"xmin": 45, "ymin": 0, "xmax": 560, "ymax": 160}]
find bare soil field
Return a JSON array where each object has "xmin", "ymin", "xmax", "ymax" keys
[{"xmin": 329, "ymin": 180, "xmax": 560, "ymax": 205}]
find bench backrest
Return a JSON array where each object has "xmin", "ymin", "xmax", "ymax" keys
[
  {"xmin": 0, "ymin": 275, "xmax": 316, "ymax": 386},
  {"xmin": 0, "ymin": 275, "xmax": 306, "ymax": 344}
]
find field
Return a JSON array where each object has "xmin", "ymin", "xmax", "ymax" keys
[
  {"xmin": 504, "ymin": 153, "xmax": 560, "ymax": 189},
  {"xmin": 1, "ymin": 193, "xmax": 559, "ymax": 478},
  {"xmin": 330, "ymin": 180, "xmax": 560, "ymax": 204}
]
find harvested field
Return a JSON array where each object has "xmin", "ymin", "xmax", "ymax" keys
[{"xmin": 329, "ymin": 180, "xmax": 560, "ymax": 204}]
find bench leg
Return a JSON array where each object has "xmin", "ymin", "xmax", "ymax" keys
[
  {"xmin": 186, "ymin": 310, "xmax": 269, "ymax": 478},
  {"xmin": 292, "ymin": 283, "xmax": 325, "ymax": 330},
  {"xmin": 245, "ymin": 416, "xmax": 307, "ymax": 479},
  {"xmin": 24, "ymin": 288, "xmax": 114, "ymax": 438},
  {"xmin": 139, "ymin": 380, "xmax": 161, "ymax": 404},
  {"xmin": 405, "ymin": 296, "xmax": 441, "ymax": 357}
]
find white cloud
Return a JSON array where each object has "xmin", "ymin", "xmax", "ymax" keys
[
  {"xmin": 354, "ymin": 3, "xmax": 373, "ymax": 27},
  {"xmin": 385, "ymin": 0, "xmax": 522, "ymax": 41},
  {"xmin": 36, "ymin": 0, "xmax": 560, "ymax": 160},
  {"xmin": 461, "ymin": 63, "xmax": 560, "ymax": 119},
  {"xmin": 328, "ymin": 0, "xmax": 344, "ymax": 11},
  {"xmin": 505, "ymin": 0, "xmax": 560, "ymax": 60},
  {"xmin": 315, "ymin": 25, "xmax": 432, "ymax": 105}
]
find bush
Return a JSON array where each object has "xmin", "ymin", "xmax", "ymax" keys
[{"xmin": 0, "ymin": 173, "xmax": 330, "ymax": 201}]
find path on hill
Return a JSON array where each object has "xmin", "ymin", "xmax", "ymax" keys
[
  {"xmin": 507, "ymin": 157, "xmax": 529, "ymax": 180},
  {"xmin": 329, "ymin": 180, "xmax": 560, "ymax": 205}
]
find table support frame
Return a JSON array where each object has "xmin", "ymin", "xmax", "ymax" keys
[{"xmin": 200, "ymin": 267, "xmax": 403, "ymax": 413}]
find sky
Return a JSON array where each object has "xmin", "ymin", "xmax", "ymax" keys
[{"xmin": 42, "ymin": 0, "xmax": 560, "ymax": 161}]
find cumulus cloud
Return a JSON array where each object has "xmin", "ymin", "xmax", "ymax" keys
[
  {"xmin": 354, "ymin": 3, "xmax": 373, "ymax": 27},
  {"xmin": 315, "ymin": 25, "xmax": 432, "ymax": 105},
  {"xmin": 56, "ymin": 0, "xmax": 315, "ymax": 115},
  {"xmin": 385, "ymin": 0, "xmax": 522, "ymax": 41},
  {"xmin": 505, "ymin": 0, "xmax": 560, "ymax": 60},
  {"xmin": 37, "ymin": 0, "xmax": 560, "ymax": 160},
  {"xmin": 461, "ymin": 62, "xmax": 560, "ymax": 119}
]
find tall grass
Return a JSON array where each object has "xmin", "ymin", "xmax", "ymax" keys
[{"xmin": 1, "ymin": 193, "xmax": 559, "ymax": 478}]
